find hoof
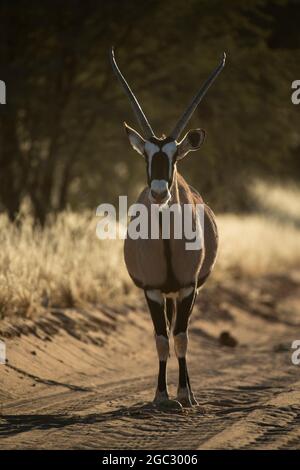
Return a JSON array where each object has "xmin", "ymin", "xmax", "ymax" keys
[
  {"xmin": 153, "ymin": 390, "xmax": 182, "ymax": 410},
  {"xmin": 177, "ymin": 387, "xmax": 197, "ymax": 408},
  {"xmin": 153, "ymin": 398, "xmax": 183, "ymax": 411},
  {"xmin": 189, "ymin": 393, "xmax": 199, "ymax": 406},
  {"xmin": 177, "ymin": 396, "xmax": 193, "ymax": 408},
  {"xmin": 153, "ymin": 390, "xmax": 169, "ymax": 403}
]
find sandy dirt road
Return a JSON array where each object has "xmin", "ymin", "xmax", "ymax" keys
[{"xmin": 1, "ymin": 273, "xmax": 300, "ymax": 450}]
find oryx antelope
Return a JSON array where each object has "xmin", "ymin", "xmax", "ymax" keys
[{"xmin": 111, "ymin": 48, "xmax": 225, "ymax": 408}]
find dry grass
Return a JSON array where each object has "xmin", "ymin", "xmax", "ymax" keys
[
  {"xmin": 216, "ymin": 213, "xmax": 300, "ymax": 278},
  {"xmin": 0, "ymin": 211, "xmax": 132, "ymax": 318},
  {"xmin": 252, "ymin": 180, "xmax": 300, "ymax": 225},
  {"xmin": 0, "ymin": 180, "xmax": 300, "ymax": 317},
  {"xmin": 215, "ymin": 180, "xmax": 300, "ymax": 278}
]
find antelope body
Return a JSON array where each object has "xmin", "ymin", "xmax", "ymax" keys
[
  {"xmin": 124, "ymin": 173, "xmax": 218, "ymax": 293},
  {"xmin": 111, "ymin": 48, "xmax": 225, "ymax": 407}
]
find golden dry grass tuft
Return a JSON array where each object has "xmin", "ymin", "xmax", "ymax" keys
[
  {"xmin": 0, "ymin": 181, "xmax": 300, "ymax": 317},
  {"xmin": 252, "ymin": 180, "xmax": 300, "ymax": 225},
  {"xmin": 0, "ymin": 211, "xmax": 132, "ymax": 318},
  {"xmin": 215, "ymin": 180, "xmax": 300, "ymax": 278},
  {"xmin": 216, "ymin": 213, "xmax": 300, "ymax": 278}
]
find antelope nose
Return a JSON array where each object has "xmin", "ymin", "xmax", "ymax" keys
[{"xmin": 151, "ymin": 189, "xmax": 168, "ymax": 201}]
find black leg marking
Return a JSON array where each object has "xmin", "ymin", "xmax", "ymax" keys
[
  {"xmin": 158, "ymin": 360, "xmax": 167, "ymax": 392},
  {"xmin": 178, "ymin": 357, "xmax": 188, "ymax": 389},
  {"xmin": 186, "ymin": 369, "xmax": 192, "ymax": 390},
  {"xmin": 178, "ymin": 357, "xmax": 193, "ymax": 393},
  {"xmin": 145, "ymin": 294, "xmax": 167, "ymax": 336},
  {"xmin": 173, "ymin": 289, "xmax": 196, "ymax": 335}
]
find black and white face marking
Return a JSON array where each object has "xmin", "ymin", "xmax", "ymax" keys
[
  {"xmin": 124, "ymin": 123, "xmax": 206, "ymax": 205},
  {"xmin": 144, "ymin": 138, "xmax": 177, "ymax": 205}
]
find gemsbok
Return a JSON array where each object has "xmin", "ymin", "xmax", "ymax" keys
[{"xmin": 111, "ymin": 47, "xmax": 225, "ymax": 408}]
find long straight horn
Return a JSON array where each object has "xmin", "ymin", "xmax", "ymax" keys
[
  {"xmin": 170, "ymin": 53, "xmax": 226, "ymax": 141},
  {"xmin": 110, "ymin": 47, "xmax": 155, "ymax": 139}
]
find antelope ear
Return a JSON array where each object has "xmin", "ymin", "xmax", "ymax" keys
[
  {"xmin": 124, "ymin": 122, "xmax": 145, "ymax": 156},
  {"xmin": 177, "ymin": 129, "xmax": 206, "ymax": 160}
]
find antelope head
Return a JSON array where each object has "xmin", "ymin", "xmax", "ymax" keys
[{"xmin": 110, "ymin": 47, "xmax": 225, "ymax": 205}]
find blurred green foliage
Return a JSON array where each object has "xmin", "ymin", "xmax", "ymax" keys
[{"xmin": 0, "ymin": 0, "xmax": 299, "ymax": 223}]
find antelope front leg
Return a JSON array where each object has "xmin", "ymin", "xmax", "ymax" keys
[
  {"xmin": 173, "ymin": 286, "xmax": 198, "ymax": 407},
  {"xmin": 145, "ymin": 289, "xmax": 170, "ymax": 403}
]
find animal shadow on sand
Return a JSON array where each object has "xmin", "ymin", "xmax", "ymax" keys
[{"xmin": 0, "ymin": 401, "xmax": 202, "ymax": 438}]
